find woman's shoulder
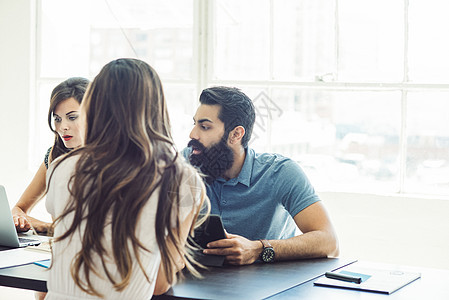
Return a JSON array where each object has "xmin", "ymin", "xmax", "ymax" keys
[
  {"xmin": 47, "ymin": 153, "xmax": 80, "ymax": 178},
  {"xmin": 174, "ymin": 156, "xmax": 205, "ymax": 203},
  {"xmin": 175, "ymin": 155, "xmax": 202, "ymax": 183}
]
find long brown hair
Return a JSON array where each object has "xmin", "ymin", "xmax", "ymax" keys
[
  {"xmin": 50, "ymin": 59, "xmax": 208, "ymax": 296},
  {"xmin": 47, "ymin": 77, "xmax": 89, "ymax": 161}
]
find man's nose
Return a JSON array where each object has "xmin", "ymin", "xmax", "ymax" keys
[{"xmin": 189, "ymin": 126, "xmax": 198, "ymax": 140}]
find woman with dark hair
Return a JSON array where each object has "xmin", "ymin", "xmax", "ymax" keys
[
  {"xmin": 12, "ymin": 77, "xmax": 89, "ymax": 233},
  {"xmin": 44, "ymin": 58, "xmax": 209, "ymax": 299}
]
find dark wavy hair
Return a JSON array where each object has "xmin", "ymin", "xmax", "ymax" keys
[
  {"xmin": 199, "ymin": 86, "xmax": 256, "ymax": 148},
  {"xmin": 47, "ymin": 77, "xmax": 89, "ymax": 161},
  {"xmin": 49, "ymin": 58, "xmax": 208, "ymax": 296}
]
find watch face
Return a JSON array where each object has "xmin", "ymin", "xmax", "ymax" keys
[{"xmin": 262, "ymin": 247, "xmax": 275, "ymax": 262}]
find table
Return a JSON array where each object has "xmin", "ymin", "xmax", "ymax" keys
[
  {"xmin": 1, "ymin": 256, "xmax": 448, "ymax": 299},
  {"xmin": 166, "ymin": 257, "xmax": 355, "ymax": 299},
  {"xmin": 267, "ymin": 261, "xmax": 449, "ymax": 300},
  {"xmin": 0, "ymin": 256, "xmax": 354, "ymax": 299},
  {"xmin": 0, "ymin": 262, "xmax": 47, "ymax": 292}
]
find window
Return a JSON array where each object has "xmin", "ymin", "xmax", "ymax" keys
[
  {"xmin": 35, "ymin": 0, "xmax": 196, "ymax": 166},
  {"xmin": 36, "ymin": 0, "xmax": 449, "ymax": 197}
]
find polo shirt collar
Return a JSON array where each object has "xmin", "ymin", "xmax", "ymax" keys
[{"xmin": 217, "ymin": 148, "xmax": 253, "ymax": 187}]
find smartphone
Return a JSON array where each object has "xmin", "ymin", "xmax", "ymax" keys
[
  {"xmin": 193, "ymin": 214, "xmax": 227, "ymax": 249},
  {"xmin": 192, "ymin": 214, "xmax": 227, "ymax": 267}
]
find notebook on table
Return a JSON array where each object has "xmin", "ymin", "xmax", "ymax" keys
[
  {"xmin": 314, "ymin": 261, "xmax": 421, "ymax": 294},
  {"xmin": 0, "ymin": 185, "xmax": 41, "ymax": 248}
]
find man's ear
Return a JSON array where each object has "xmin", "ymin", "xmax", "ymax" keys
[{"xmin": 228, "ymin": 126, "xmax": 246, "ymax": 145}]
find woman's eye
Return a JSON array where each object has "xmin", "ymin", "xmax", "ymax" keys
[
  {"xmin": 54, "ymin": 117, "xmax": 61, "ymax": 122},
  {"xmin": 69, "ymin": 115, "xmax": 78, "ymax": 121}
]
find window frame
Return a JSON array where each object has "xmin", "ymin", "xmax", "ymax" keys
[{"xmin": 34, "ymin": 0, "xmax": 449, "ymax": 198}]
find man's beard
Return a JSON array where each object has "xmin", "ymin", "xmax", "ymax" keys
[{"xmin": 187, "ymin": 138, "xmax": 234, "ymax": 184}]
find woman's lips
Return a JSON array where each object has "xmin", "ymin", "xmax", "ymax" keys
[{"xmin": 62, "ymin": 135, "xmax": 73, "ymax": 141}]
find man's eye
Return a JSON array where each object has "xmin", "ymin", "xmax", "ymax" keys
[{"xmin": 201, "ymin": 125, "xmax": 209, "ymax": 130}]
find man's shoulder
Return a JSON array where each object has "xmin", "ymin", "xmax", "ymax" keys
[
  {"xmin": 249, "ymin": 150, "xmax": 303, "ymax": 180},
  {"xmin": 253, "ymin": 151, "xmax": 295, "ymax": 168}
]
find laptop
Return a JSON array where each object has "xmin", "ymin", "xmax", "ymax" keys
[
  {"xmin": 0, "ymin": 185, "xmax": 41, "ymax": 247},
  {"xmin": 191, "ymin": 214, "xmax": 227, "ymax": 267}
]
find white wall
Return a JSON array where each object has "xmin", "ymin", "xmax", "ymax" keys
[
  {"xmin": 0, "ymin": 0, "xmax": 36, "ymax": 203},
  {"xmin": 320, "ymin": 192, "xmax": 449, "ymax": 270}
]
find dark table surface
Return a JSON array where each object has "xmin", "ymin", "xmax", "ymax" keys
[
  {"xmin": 165, "ymin": 257, "xmax": 355, "ymax": 299},
  {"xmin": 0, "ymin": 254, "xmax": 355, "ymax": 299},
  {"xmin": 2, "ymin": 255, "xmax": 446, "ymax": 300}
]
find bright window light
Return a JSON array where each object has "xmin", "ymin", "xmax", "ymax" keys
[{"xmin": 36, "ymin": 0, "xmax": 449, "ymax": 197}]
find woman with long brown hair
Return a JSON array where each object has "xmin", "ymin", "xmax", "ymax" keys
[
  {"xmin": 12, "ymin": 77, "xmax": 89, "ymax": 233},
  {"xmin": 45, "ymin": 58, "xmax": 209, "ymax": 299}
]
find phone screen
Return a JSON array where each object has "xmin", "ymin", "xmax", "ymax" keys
[{"xmin": 193, "ymin": 214, "xmax": 226, "ymax": 248}]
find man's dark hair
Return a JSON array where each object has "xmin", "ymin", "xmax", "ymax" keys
[{"xmin": 199, "ymin": 86, "xmax": 255, "ymax": 148}]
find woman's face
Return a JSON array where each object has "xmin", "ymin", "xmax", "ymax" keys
[{"xmin": 53, "ymin": 97, "xmax": 83, "ymax": 149}]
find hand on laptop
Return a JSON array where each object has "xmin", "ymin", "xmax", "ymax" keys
[
  {"xmin": 12, "ymin": 207, "xmax": 32, "ymax": 232},
  {"xmin": 203, "ymin": 233, "xmax": 262, "ymax": 265},
  {"xmin": 12, "ymin": 207, "xmax": 50, "ymax": 233}
]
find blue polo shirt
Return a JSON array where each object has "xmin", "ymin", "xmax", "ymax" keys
[{"xmin": 182, "ymin": 148, "xmax": 320, "ymax": 240}]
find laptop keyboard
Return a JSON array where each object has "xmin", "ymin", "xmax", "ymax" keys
[{"xmin": 19, "ymin": 237, "xmax": 39, "ymax": 243}]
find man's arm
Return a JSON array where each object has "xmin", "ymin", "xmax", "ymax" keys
[
  {"xmin": 204, "ymin": 201, "xmax": 339, "ymax": 265},
  {"xmin": 270, "ymin": 201, "xmax": 339, "ymax": 260}
]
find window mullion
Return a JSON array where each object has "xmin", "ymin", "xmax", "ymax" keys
[
  {"xmin": 399, "ymin": 0, "xmax": 410, "ymax": 193},
  {"xmin": 399, "ymin": 91, "xmax": 408, "ymax": 193},
  {"xmin": 334, "ymin": 0, "xmax": 340, "ymax": 81},
  {"xmin": 194, "ymin": 0, "xmax": 212, "ymax": 95}
]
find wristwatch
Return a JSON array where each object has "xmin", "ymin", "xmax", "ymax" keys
[{"xmin": 259, "ymin": 239, "xmax": 275, "ymax": 263}]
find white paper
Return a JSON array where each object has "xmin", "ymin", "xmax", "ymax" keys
[
  {"xmin": 0, "ymin": 248, "xmax": 51, "ymax": 269},
  {"xmin": 315, "ymin": 264, "xmax": 421, "ymax": 294}
]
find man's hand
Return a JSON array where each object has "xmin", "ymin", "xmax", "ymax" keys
[{"xmin": 203, "ymin": 233, "xmax": 263, "ymax": 265}]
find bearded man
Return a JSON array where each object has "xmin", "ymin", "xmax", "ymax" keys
[{"xmin": 183, "ymin": 86, "xmax": 339, "ymax": 265}]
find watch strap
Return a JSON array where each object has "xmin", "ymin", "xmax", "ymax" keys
[{"xmin": 260, "ymin": 239, "xmax": 272, "ymax": 249}]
